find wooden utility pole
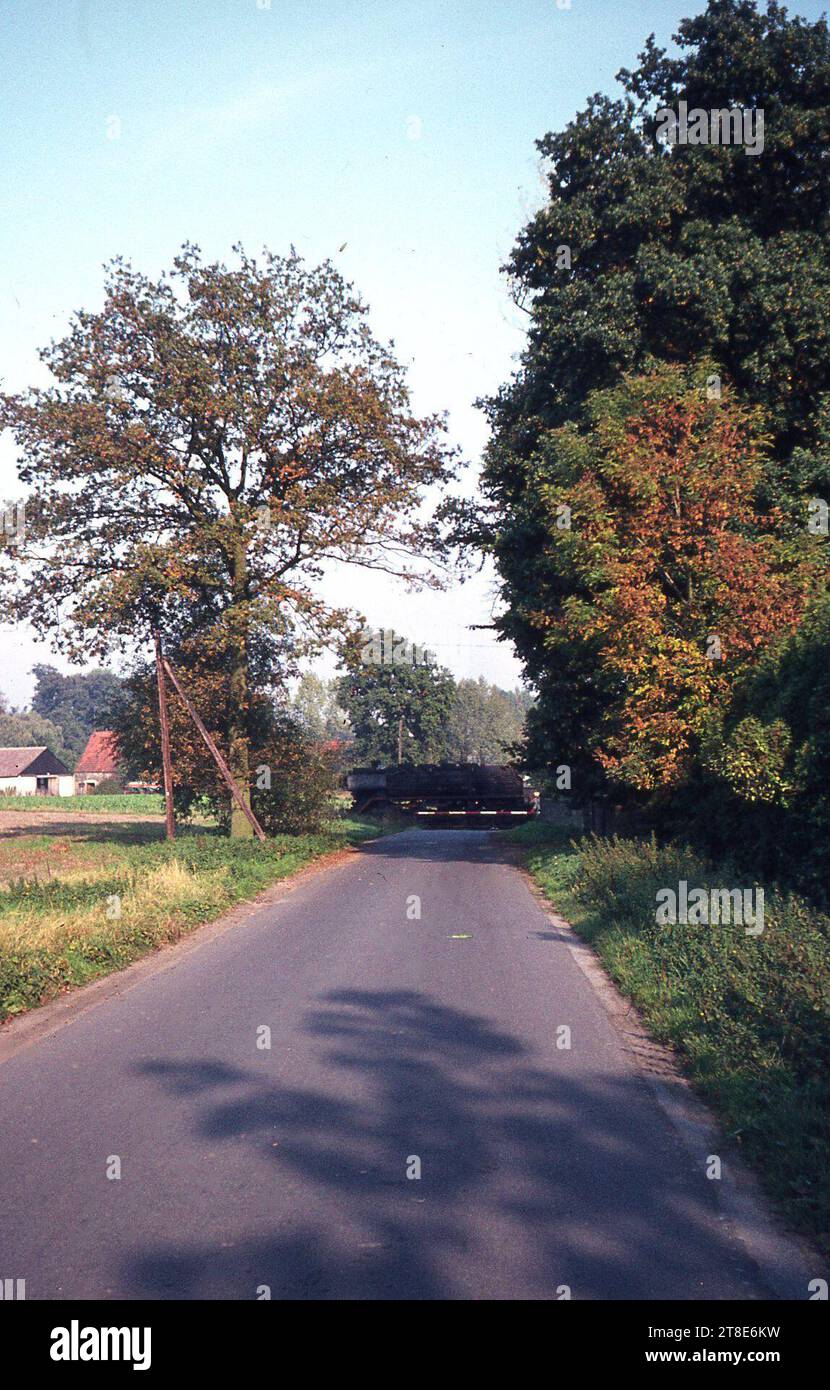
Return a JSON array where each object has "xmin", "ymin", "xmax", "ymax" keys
[
  {"xmin": 153, "ymin": 631, "xmax": 175, "ymax": 841},
  {"xmin": 161, "ymin": 655, "xmax": 267, "ymax": 843},
  {"xmin": 397, "ymin": 716, "xmax": 404, "ymax": 766}
]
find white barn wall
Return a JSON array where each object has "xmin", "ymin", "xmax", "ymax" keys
[
  {"xmin": 0, "ymin": 776, "xmax": 37, "ymax": 795},
  {"xmin": 0, "ymin": 775, "xmax": 75, "ymax": 797}
]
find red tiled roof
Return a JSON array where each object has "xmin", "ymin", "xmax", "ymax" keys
[{"xmin": 74, "ymin": 730, "xmax": 121, "ymax": 775}]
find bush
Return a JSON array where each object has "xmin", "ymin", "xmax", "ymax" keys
[
  {"xmin": 182, "ymin": 715, "xmax": 338, "ymax": 837},
  {"xmin": 91, "ymin": 778, "xmax": 123, "ymax": 795},
  {"xmin": 252, "ymin": 736, "xmax": 337, "ymax": 837}
]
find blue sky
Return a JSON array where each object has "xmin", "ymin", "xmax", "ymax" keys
[{"xmin": 2, "ymin": 0, "xmax": 826, "ymax": 704}]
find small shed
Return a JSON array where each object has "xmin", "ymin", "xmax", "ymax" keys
[
  {"xmin": 74, "ymin": 730, "xmax": 122, "ymax": 794},
  {"xmin": 0, "ymin": 747, "xmax": 75, "ymax": 798}
]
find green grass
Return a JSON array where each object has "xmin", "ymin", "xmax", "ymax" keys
[
  {"xmin": 0, "ymin": 813, "xmax": 393, "ymax": 1021},
  {"xmin": 506, "ymin": 821, "xmax": 830, "ymax": 1254},
  {"xmin": 0, "ymin": 793, "xmax": 166, "ymax": 814}
]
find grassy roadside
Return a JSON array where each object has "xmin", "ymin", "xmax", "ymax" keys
[
  {"xmin": 505, "ymin": 821, "xmax": 830, "ymax": 1254},
  {"xmin": 0, "ymin": 814, "xmax": 395, "ymax": 1022}
]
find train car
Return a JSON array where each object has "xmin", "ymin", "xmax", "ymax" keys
[{"xmin": 345, "ymin": 763, "xmax": 539, "ymax": 825}]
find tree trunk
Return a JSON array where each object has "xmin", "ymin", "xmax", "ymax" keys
[{"xmin": 229, "ymin": 535, "xmax": 254, "ymax": 839}]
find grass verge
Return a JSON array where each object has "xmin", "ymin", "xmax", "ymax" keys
[
  {"xmin": 0, "ymin": 814, "xmax": 392, "ymax": 1022},
  {"xmin": 505, "ymin": 821, "xmax": 830, "ymax": 1254}
]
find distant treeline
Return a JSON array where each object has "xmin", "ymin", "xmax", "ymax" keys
[{"xmin": 0, "ymin": 666, "xmax": 123, "ymax": 771}]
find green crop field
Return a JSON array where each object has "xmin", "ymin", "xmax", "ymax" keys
[{"xmin": 0, "ymin": 793, "xmax": 166, "ymax": 815}]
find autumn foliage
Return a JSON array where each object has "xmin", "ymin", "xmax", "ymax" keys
[
  {"xmin": 0, "ymin": 245, "xmax": 455, "ymax": 834},
  {"xmin": 529, "ymin": 368, "xmax": 815, "ymax": 793}
]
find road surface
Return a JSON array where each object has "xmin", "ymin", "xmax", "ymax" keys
[{"xmin": 0, "ymin": 830, "xmax": 797, "ymax": 1300}]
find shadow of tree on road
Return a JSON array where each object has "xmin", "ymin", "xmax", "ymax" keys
[{"xmin": 126, "ymin": 989, "xmax": 763, "ymax": 1300}]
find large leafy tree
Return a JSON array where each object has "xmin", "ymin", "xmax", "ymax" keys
[
  {"xmin": 0, "ymin": 709, "xmax": 72, "ymax": 769},
  {"xmin": 0, "ymin": 246, "xmax": 455, "ymax": 834},
  {"xmin": 31, "ymin": 665, "xmax": 124, "ymax": 763},
  {"xmin": 526, "ymin": 368, "xmax": 816, "ymax": 796},
  {"xmin": 483, "ymin": 0, "xmax": 830, "ymax": 796},
  {"xmin": 337, "ymin": 631, "xmax": 456, "ymax": 766}
]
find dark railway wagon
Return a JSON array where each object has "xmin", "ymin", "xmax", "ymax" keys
[{"xmin": 346, "ymin": 763, "xmax": 539, "ymax": 825}]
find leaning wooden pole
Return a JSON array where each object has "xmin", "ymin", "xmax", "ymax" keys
[
  {"xmin": 160, "ymin": 655, "xmax": 267, "ymax": 843},
  {"xmin": 153, "ymin": 632, "xmax": 176, "ymax": 841}
]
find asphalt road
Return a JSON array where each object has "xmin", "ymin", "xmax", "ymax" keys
[{"xmin": 0, "ymin": 829, "xmax": 793, "ymax": 1300}]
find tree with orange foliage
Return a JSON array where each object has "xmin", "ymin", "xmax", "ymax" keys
[{"xmin": 521, "ymin": 366, "xmax": 816, "ymax": 797}]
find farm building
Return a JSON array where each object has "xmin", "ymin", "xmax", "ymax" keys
[
  {"xmin": 74, "ymin": 730, "xmax": 122, "ymax": 793},
  {"xmin": 0, "ymin": 746, "xmax": 74, "ymax": 797}
]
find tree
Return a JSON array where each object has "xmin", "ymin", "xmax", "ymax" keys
[
  {"xmin": 291, "ymin": 673, "xmax": 328, "ymax": 740},
  {"xmin": 549, "ymin": 370, "xmax": 817, "ymax": 792},
  {"xmin": 481, "ymin": 0, "xmax": 830, "ymax": 798},
  {"xmin": 690, "ymin": 593, "xmax": 830, "ymax": 898},
  {"xmin": 0, "ymin": 710, "xmax": 72, "ymax": 768},
  {"xmin": 337, "ymin": 631, "xmax": 456, "ymax": 765},
  {"xmin": 444, "ymin": 677, "xmax": 532, "ymax": 763},
  {"xmin": 1, "ymin": 246, "xmax": 455, "ymax": 834},
  {"xmin": 31, "ymin": 665, "xmax": 124, "ymax": 764},
  {"xmin": 291, "ymin": 672, "xmax": 352, "ymax": 743}
]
